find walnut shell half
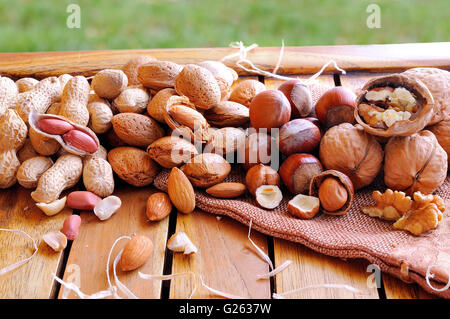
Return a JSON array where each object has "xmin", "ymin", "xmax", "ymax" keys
[
  {"xmin": 384, "ymin": 130, "xmax": 448, "ymax": 195},
  {"xmin": 319, "ymin": 123, "xmax": 383, "ymax": 190},
  {"xmin": 355, "ymin": 74, "xmax": 434, "ymax": 137}
]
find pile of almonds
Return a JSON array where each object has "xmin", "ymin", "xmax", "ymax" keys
[{"xmin": 0, "ymin": 56, "xmax": 449, "ymax": 274}]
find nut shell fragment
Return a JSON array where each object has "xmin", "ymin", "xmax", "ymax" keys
[
  {"xmin": 43, "ymin": 231, "xmax": 67, "ymax": 252},
  {"xmin": 167, "ymin": 231, "xmax": 198, "ymax": 255}
]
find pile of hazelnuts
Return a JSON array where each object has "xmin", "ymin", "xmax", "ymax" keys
[{"xmin": 244, "ymin": 79, "xmax": 356, "ymax": 219}]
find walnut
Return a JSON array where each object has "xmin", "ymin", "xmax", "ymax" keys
[
  {"xmin": 319, "ymin": 123, "xmax": 383, "ymax": 190},
  {"xmin": 384, "ymin": 130, "xmax": 448, "ymax": 195},
  {"xmin": 365, "ymin": 86, "xmax": 418, "ymax": 113},
  {"xmin": 393, "ymin": 192, "xmax": 445, "ymax": 236},
  {"xmin": 355, "ymin": 74, "xmax": 434, "ymax": 137},
  {"xmin": 362, "ymin": 189, "xmax": 413, "ymax": 221},
  {"xmin": 427, "ymin": 118, "xmax": 450, "ymax": 166},
  {"xmin": 413, "ymin": 192, "xmax": 446, "ymax": 212},
  {"xmin": 402, "ymin": 67, "xmax": 450, "ymax": 125}
]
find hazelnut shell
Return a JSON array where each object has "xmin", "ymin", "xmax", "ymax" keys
[{"xmin": 309, "ymin": 170, "xmax": 354, "ymax": 216}]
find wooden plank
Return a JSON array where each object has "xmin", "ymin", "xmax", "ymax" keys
[
  {"xmin": 0, "ymin": 185, "xmax": 71, "ymax": 299},
  {"xmin": 168, "ymin": 75, "xmax": 271, "ymax": 299},
  {"xmin": 382, "ymin": 274, "xmax": 437, "ymax": 299},
  {"xmin": 264, "ymin": 75, "xmax": 378, "ymax": 298},
  {"xmin": 1, "ymin": 43, "xmax": 449, "ymax": 79},
  {"xmin": 58, "ymin": 185, "xmax": 169, "ymax": 299},
  {"xmin": 339, "ymin": 72, "xmax": 390, "ymax": 93},
  {"xmin": 273, "ymin": 239, "xmax": 379, "ymax": 299},
  {"xmin": 169, "ymin": 210, "xmax": 271, "ymax": 299}
]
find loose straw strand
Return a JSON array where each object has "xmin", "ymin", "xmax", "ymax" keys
[
  {"xmin": 0, "ymin": 228, "xmax": 38, "ymax": 276},
  {"xmin": 221, "ymin": 41, "xmax": 346, "ymax": 83}
]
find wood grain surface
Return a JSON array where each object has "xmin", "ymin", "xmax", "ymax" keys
[
  {"xmin": 58, "ymin": 186, "xmax": 169, "ymax": 299},
  {"xmin": 169, "ymin": 210, "xmax": 271, "ymax": 299},
  {"xmin": 1, "ymin": 43, "xmax": 449, "ymax": 79},
  {"xmin": 0, "ymin": 186, "xmax": 72, "ymax": 298},
  {"xmin": 0, "ymin": 45, "xmax": 448, "ymax": 299}
]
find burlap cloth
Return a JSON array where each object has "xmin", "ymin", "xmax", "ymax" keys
[
  {"xmin": 154, "ymin": 81, "xmax": 450, "ymax": 298},
  {"xmin": 154, "ymin": 168, "xmax": 450, "ymax": 299}
]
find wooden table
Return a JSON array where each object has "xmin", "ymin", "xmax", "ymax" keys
[{"xmin": 0, "ymin": 43, "xmax": 449, "ymax": 299}]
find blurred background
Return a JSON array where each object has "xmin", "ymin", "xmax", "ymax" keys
[{"xmin": 0, "ymin": 0, "xmax": 448, "ymax": 52}]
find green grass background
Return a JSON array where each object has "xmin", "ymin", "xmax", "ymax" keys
[{"xmin": 0, "ymin": 0, "xmax": 449, "ymax": 52}]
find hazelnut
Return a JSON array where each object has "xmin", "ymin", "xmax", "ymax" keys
[
  {"xmin": 304, "ymin": 117, "xmax": 323, "ymax": 136},
  {"xmin": 229, "ymin": 79, "xmax": 266, "ymax": 107},
  {"xmin": 245, "ymin": 164, "xmax": 281, "ymax": 196},
  {"xmin": 288, "ymin": 194, "xmax": 320, "ymax": 219},
  {"xmin": 318, "ymin": 177, "xmax": 348, "ymax": 212},
  {"xmin": 249, "ymin": 90, "xmax": 291, "ymax": 130},
  {"xmin": 278, "ymin": 80, "xmax": 313, "ymax": 118},
  {"xmin": 309, "ymin": 170, "xmax": 354, "ymax": 215},
  {"xmin": 277, "ymin": 119, "xmax": 321, "ymax": 156},
  {"xmin": 255, "ymin": 185, "xmax": 283, "ymax": 210},
  {"xmin": 279, "ymin": 153, "xmax": 323, "ymax": 194},
  {"xmin": 315, "ymin": 86, "xmax": 356, "ymax": 128},
  {"xmin": 239, "ymin": 132, "xmax": 275, "ymax": 171}
]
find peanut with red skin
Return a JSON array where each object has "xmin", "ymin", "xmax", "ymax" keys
[
  {"xmin": 66, "ymin": 191, "xmax": 102, "ymax": 210},
  {"xmin": 61, "ymin": 215, "xmax": 81, "ymax": 241},
  {"xmin": 62, "ymin": 130, "xmax": 98, "ymax": 153},
  {"xmin": 37, "ymin": 118, "xmax": 74, "ymax": 135}
]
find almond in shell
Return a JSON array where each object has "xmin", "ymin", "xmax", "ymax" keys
[
  {"xmin": 180, "ymin": 153, "xmax": 231, "ymax": 188},
  {"xmin": 119, "ymin": 235, "xmax": 153, "ymax": 271},
  {"xmin": 167, "ymin": 167, "xmax": 196, "ymax": 214},
  {"xmin": 138, "ymin": 61, "xmax": 183, "ymax": 91},
  {"xmin": 111, "ymin": 113, "xmax": 164, "ymax": 148},
  {"xmin": 147, "ymin": 88, "xmax": 177, "ymax": 123},
  {"xmin": 107, "ymin": 146, "xmax": 160, "ymax": 187},
  {"xmin": 147, "ymin": 136, "xmax": 198, "ymax": 168},
  {"xmin": 174, "ymin": 64, "xmax": 221, "ymax": 110},
  {"xmin": 164, "ymin": 97, "xmax": 212, "ymax": 143}
]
